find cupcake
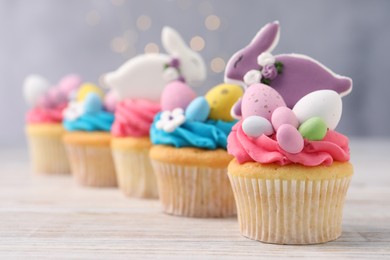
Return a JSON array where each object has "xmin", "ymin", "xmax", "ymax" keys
[
  {"xmin": 111, "ymin": 99, "xmax": 161, "ymax": 198},
  {"xmin": 62, "ymin": 83, "xmax": 116, "ymax": 187},
  {"xmin": 150, "ymin": 81, "xmax": 243, "ymax": 218},
  {"xmin": 23, "ymin": 74, "xmax": 81, "ymax": 174},
  {"xmin": 224, "ymin": 22, "xmax": 353, "ymax": 244},
  {"xmin": 104, "ymin": 26, "xmax": 206, "ymax": 198}
]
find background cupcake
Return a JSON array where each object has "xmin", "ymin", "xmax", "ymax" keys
[
  {"xmin": 150, "ymin": 81, "xmax": 243, "ymax": 218},
  {"xmin": 104, "ymin": 26, "xmax": 206, "ymax": 198},
  {"xmin": 62, "ymin": 83, "xmax": 116, "ymax": 187},
  {"xmin": 225, "ymin": 22, "xmax": 353, "ymax": 244},
  {"xmin": 110, "ymin": 98, "xmax": 160, "ymax": 198},
  {"xmin": 23, "ymin": 74, "xmax": 81, "ymax": 174}
]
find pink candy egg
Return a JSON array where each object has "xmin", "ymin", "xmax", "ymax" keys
[
  {"xmin": 160, "ymin": 80, "xmax": 196, "ymax": 111},
  {"xmin": 104, "ymin": 90, "xmax": 118, "ymax": 112},
  {"xmin": 271, "ymin": 106, "xmax": 299, "ymax": 130},
  {"xmin": 276, "ymin": 124, "xmax": 304, "ymax": 154},
  {"xmin": 241, "ymin": 83, "xmax": 286, "ymax": 121},
  {"xmin": 58, "ymin": 74, "xmax": 82, "ymax": 94}
]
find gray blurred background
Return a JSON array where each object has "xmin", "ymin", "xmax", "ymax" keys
[{"xmin": 1, "ymin": 0, "xmax": 389, "ymax": 146}]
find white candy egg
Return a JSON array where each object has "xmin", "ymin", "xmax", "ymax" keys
[
  {"xmin": 242, "ymin": 116, "xmax": 274, "ymax": 138},
  {"xmin": 23, "ymin": 74, "xmax": 51, "ymax": 107},
  {"xmin": 292, "ymin": 90, "xmax": 342, "ymax": 130}
]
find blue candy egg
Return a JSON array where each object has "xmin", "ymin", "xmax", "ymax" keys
[
  {"xmin": 84, "ymin": 93, "xmax": 102, "ymax": 113},
  {"xmin": 185, "ymin": 96, "xmax": 210, "ymax": 122}
]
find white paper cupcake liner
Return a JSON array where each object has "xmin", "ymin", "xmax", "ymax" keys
[
  {"xmin": 65, "ymin": 144, "xmax": 117, "ymax": 187},
  {"xmin": 151, "ymin": 160, "xmax": 236, "ymax": 218},
  {"xmin": 228, "ymin": 174, "xmax": 352, "ymax": 244},
  {"xmin": 27, "ymin": 134, "xmax": 70, "ymax": 174},
  {"xmin": 112, "ymin": 148, "xmax": 158, "ymax": 198}
]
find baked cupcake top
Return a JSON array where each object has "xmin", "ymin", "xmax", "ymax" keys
[
  {"xmin": 23, "ymin": 74, "xmax": 82, "ymax": 124},
  {"xmin": 225, "ymin": 22, "xmax": 352, "ymax": 166},
  {"xmin": 62, "ymin": 83, "xmax": 114, "ymax": 132},
  {"xmin": 150, "ymin": 81, "xmax": 243, "ymax": 150}
]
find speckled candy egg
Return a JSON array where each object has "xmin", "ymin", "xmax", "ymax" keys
[
  {"xmin": 161, "ymin": 80, "xmax": 197, "ymax": 111},
  {"xmin": 205, "ymin": 83, "xmax": 243, "ymax": 122},
  {"xmin": 292, "ymin": 90, "xmax": 342, "ymax": 130},
  {"xmin": 241, "ymin": 83, "xmax": 286, "ymax": 121}
]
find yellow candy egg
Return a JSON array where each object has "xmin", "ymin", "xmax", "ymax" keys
[
  {"xmin": 77, "ymin": 83, "xmax": 104, "ymax": 101},
  {"xmin": 205, "ymin": 84, "xmax": 243, "ymax": 121}
]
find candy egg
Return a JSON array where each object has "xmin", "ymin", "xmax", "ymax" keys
[
  {"xmin": 161, "ymin": 80, "xmax": 196, "ymax": 111},
  {"xmin": 292, "ymin": 90, "xmax": 342, "ymax": 130},
  {"xmin": 84, "ymin": 93, "xmax": 102, "ymax": 113},
  {"xmin": 104, "ymin": 90, "xmax": 119, "ymax": 112},
  {"xmin": 185, "ymin": 97, "xmax": 210, "ymax": 122},
  {"xmin": 205, "ymin": 83, "xmax": 243, "ymax": 122},
  {"xmin": 58, "ymin": 74, "xmax": 82, "ymax": 94},
  {"xmin": 298, "ymin": 117, "xmax": 327, "ymax": 141},
  {"xmin": 242, "ymin": 116, "xmax": 274, "ymax": 137},
  {"xmin": 276, "ymin": 124, "xmax": 304, "ymax": 154},
  {"xmin": 241, "ymin": 83, "xmax": 286, "ymax": 121},
  {"xmin": 271, "ymin": 107, "xmax": 299, "ymax": 130},
  {"xmin": 77, "ymin": 83, "xmax": 104, "ymax": 102}
]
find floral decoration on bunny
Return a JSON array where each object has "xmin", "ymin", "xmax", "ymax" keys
[{"xmin": 104, "ymin": 27, "xmax": 206, "ymax": 102}]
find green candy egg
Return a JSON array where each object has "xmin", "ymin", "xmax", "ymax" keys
[{"xmin": 298, "ymin": 117, "xmax": 327, "ymax": 141}]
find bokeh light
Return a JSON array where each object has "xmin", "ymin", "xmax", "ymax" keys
[
  {"xmin": 110, "ymin": 37, "xmax": 128, "ymax": 53},
  {"xmin": 144, "ymin": 43, "xmax": 159, "ymax": 53},
  {"xmin": 205, "ymin": 15, "xmax": 220, "ymax": 31},
  {"xmin": 210, "ymin": 57, "xmax": 226, "ymax": 73},
  {"xmin": 190, "ymin": 36, "xmax": 205, "ymax": 51},
  {"xmin": 85, "ymin": 10, "xmax": 101, "ymax": 26},
  {"xmin": 136, "ymin": 15, "xmax": 152, "ymax": 31}
]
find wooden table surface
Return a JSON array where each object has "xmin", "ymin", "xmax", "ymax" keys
[{"xmin": 1, "ymin": 139, "xmax": 390, "ymax": 259}]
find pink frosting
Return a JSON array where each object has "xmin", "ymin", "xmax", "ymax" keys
[
  {"xmin": 227, "ymin": 120, "xmax": 350, "ymax": 166},
  {"xmin": 26, "ymin": 104, "xmax": 66, "ymax": 124},
  {"xmin": 111, "ymin": 99, "xmax": 161, "ymax": 137}
]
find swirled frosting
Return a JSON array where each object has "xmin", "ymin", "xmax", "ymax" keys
[
  {"xmin": 228, "ymin": 120, "xmax": 350, "ymax": 166},
  {"xmin": 63, "ymin": 111, "xmax": 114, "ymax": 132},
  {"xmin": 151, "ymin": 112, "xmax": 236, "ymax": 150},
  {"xmin": 26, "ymin": 105, "xmax": 66, "ymax": 124},
  {"xmin": 111, "ymin": 99, "xmax": 160, "ymax": 137}
]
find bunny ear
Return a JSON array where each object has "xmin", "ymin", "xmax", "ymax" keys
[
  {"xmin": 247, "ymin": 21, "xmax": 280, "ymax": 55},
  {"xmin": 162, "ymin": 26, "xmax": 189, "ymax": 56},
  {"xmin": 224, "ymin": 21, "xmax": 280, "ymax": 85}
]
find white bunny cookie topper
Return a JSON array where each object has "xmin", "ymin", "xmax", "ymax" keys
[
  {"xmin": 224, "ymin": 21, "xmax": 352, "ymax": 109},
  {"xmin": 104, "ymin": 27, "xmax": 207, "ymax": 101}
]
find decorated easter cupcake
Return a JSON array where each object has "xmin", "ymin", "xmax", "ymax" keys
[
  {"xmin": 149, "ymin": 81, "xmax": 243, "ymax": 218},
  {"xmin": 225, "ymin": 21, "xmax": 353, "ymax": 244},
  {"xmin": 62, "ymin": 83, "xmax": 116, "ymax": 187},
  {"xmin": 110, "ymin": 98, "xmax": 160, "ymax": 198},
  {"xmin": 24, "ymin": 74, "xmax": 81, "ymax": 174},
  {"xmin": 105, "ymin": 26, "xmax": 206, "ymax": 198}
]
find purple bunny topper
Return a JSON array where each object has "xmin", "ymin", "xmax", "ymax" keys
[{"xmin": 224, "ymin": 21, "xmax": 352, "ymax": 111}]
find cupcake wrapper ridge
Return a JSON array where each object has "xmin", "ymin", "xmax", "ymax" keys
[
  {"xmin": 65, "ymin": 144, "xmax": 117, "ymax": 187},
  {"xmin": 228, "ymin": 173, "xmax": 351, "ymax": 244},
  {"xmin": 151, "ymin": 160, "xmax": 236, "ymax": 218}
]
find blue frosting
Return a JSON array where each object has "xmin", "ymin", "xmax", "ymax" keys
[
  {"xmin": 150, "ymin": 112, "xmax": 236, "ymax": 150},
  {"xmin": 64, "ymin": 111, "xmax": 114, "ymax": 132}
]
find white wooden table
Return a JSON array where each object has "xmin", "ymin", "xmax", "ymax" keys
[{"xmin": 0, "ymin": 139, "xmax": 389, "ymax": 259}]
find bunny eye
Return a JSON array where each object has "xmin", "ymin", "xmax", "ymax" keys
[{"xmin": 234, "ymin": 55, "xmax": 243, "ymax": 68}]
